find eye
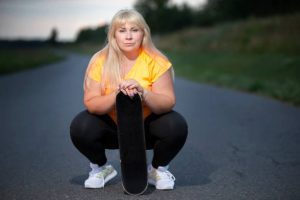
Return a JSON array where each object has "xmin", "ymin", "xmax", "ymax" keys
[{"xmin": 132, "ymin": 29, "xmax": 139, "ymax": 32}]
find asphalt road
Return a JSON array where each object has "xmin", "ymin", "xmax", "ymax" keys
[{"xmin": 0, "ymin": 53, "xmax": 299, "ymax": 200}]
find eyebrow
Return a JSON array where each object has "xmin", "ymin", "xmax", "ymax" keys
[{"xmin": 118, "ymin": 25, "xmax": 139, "ymax": 29}]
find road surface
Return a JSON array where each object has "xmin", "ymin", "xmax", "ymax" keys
[{"xmin": 0, "ymin": 53, "xmax": 299, "ymax": 200}]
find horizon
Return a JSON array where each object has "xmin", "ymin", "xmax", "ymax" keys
[{"xmin": 0, "ymin": 0, "xmax": 207, "ymax": 42}]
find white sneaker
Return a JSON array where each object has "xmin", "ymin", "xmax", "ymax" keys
[
  {"xmin": 84, "ymin": 164, "xmax": 117, "ymax": 188},
  {"xmin": 148, "ymin": 165, "xmax": 176, "ymax": 190}
]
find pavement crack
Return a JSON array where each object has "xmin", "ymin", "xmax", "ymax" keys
[
  {"xmin": 257, "ymin": 153, "xmax": 300, "ymax": 167},
  {"xmin": 228, "ymin": 143, "xmax": 245, "ymax": 156},
  {"xmin": 233, "ymin": 170, "xmax": 246, "ymax": 179}
]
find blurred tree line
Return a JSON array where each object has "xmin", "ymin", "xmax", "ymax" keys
[
  {"xmin": 134, "ymin": 0, "xmax": 194, "ymax": 34},
  {"xmin": 135, "ymin": 0, "xmax": 300, "ymax": 33},
  {"xmin": 199, "ymin": 0, "xmax": 300, "ymax": 25},
  {"xmin": 76, "ymin": 0, "xmax": 300, "ymax": 42},
  {"xmin": 76, "ymin": 24, "xmax": 108, "ymax": 43}
]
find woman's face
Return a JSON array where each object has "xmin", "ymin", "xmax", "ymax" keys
[{"xmin": 115, "ymin": 22, "xmax": 144, "ymax": 54}]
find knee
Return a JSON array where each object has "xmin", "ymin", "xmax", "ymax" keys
[
  {"xmin": 162, "ymin": 111, "xmax": 188, "ymax": 143},
  {"xmin": 70, "ymin": 110, "xmax": 94, "ymax": 143},
  {"xmin": 171, "ymin": 112, "xmax": 188, "ymax": 141}
]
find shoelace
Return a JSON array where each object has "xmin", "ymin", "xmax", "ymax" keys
[
  {"xmin": 95, "ymin": 166, "xmax": 113, "ymax": 179},
  {"xmin": 156, "ymin": 170, "xmax": 176, "ymax": 181}
]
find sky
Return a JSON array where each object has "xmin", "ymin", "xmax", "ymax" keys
[{"xmin": 0, "ymin": 0, "xmax": 207, "ymax": 41}]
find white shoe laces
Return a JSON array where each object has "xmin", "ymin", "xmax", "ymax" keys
[
  {"xmin": 156, "ymin": 170, "xmax": 176, "ymax": 182},
  {"xmin": 89, "ymin": 165, "xmax": 113, "ymax": 179},
  {"xmin": 95, "ymin": 166, "xmax": 113, "ymax": 179}
]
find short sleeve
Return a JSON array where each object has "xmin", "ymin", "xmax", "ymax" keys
[
  {"xmin": 86, "ymin": 52, "xmax": 104, "ymax": 82},
  {"xmin": 150, "ymin": 57, "xmax": 172, "ymax": 83}
]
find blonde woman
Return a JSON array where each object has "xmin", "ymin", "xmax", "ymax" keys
[{"xmin": 70, "ymin": 9, "xmax": 188, "ymax": 190}]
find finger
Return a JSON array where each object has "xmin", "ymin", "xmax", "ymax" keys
[
  {"xmin": 120, "ymin": 80, "xmax": 130, "ymax": 88},
  {"xmin": 118, "ymin": 83, "xmax": 124, "ymax": 90},
  {"xmin": 128, "ymin": 89, "xmax": 134, "ymax": 97},
  {"xmin": 124, "ymin": 79, "xmax": 136, "ymax": 86},
  {"xmin": 124, "ymin": 87, "xmax": 130, "ymax": 94},
  {"xmin": 120, "ymin": 88, "xmax": 127, "ymax": 95},
  {"xmin": 128, "ymin": 84, "xmax": 137, "ymax": 89},
  {"xmin": 125, "ymin": 82, "xmax": 135, "ymax": 89},
  {"xmin": 130, "ymin": 88, "xmax": 137, "ymax": 97},
  {"xmin": 133, "ymin": 88, "xmax": 138, "ymax": 94}
]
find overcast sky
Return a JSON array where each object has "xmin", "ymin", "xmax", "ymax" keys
[{"xmin": 0, "ymin": 0, "xmax": 207, "ymax": 41}]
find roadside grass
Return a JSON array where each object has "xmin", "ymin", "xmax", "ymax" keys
[
  {"xmin": 166, "ymin": 51, "xmax": 300, "ymax": 106},
  {"xmin": 63, "ymin": 42, "xmax": 102, "ymax": 56},
  {"xmin": 158, "ymin": 13, "xmax": 300, "ymax": 106},
  {"xmin": 0, "ymin": 47, "xmax": 64, "ymax": 75},
  {"xmin": 158, "ymin": 13, "xmax": 300, "ymax": 54}
]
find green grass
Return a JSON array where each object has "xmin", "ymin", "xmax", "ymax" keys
[
  {"xmin": 0, "ymin": 48, "xmax": 65, "ymax": 75},
  {"xmin": 63, "ymin": 42, "xmax": 103, "ymax": 56},
  {"xmin": 157, "ymin": 13, "xmax": 300, "ymax": 106},
  {"xmin": 166, "ymin": 51, "xmax": 300, "ymax": 105},
  {"xmin": 158, "ymin": 13, "xmax": 300, "ymax": 54}
]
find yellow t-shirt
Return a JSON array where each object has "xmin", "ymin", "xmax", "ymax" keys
[{"xmin": 87, "ymin": 49, "xmax": 172, "ymax": 122}]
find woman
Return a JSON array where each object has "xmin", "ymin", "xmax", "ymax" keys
[{"xmin": 70, "ymin": 9, "xmax": 188, "ymax": 190}]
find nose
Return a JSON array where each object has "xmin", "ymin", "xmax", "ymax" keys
[{"xmin": 125, "ymin": 31, "xmax": 132, "ymax": 40}]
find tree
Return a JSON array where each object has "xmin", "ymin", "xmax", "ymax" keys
[
  {"xmin": 47, "ymin": 28, "xmax": 58, "ymax": 45},
  {"xmin": 202, "ymin": 0, "xmax": 300, "ymax": 23},
  {"xmin": 76, "ymin": 24, "xmax": 108, "ymax": 44},
  {"xmin": 134, "ymin": 0, "xmax": 194, "ymax": 34}
]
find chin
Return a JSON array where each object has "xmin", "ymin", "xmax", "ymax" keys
[{"xmin": 122, "ymin": 46, "xmax": 139, "ymax": 52}]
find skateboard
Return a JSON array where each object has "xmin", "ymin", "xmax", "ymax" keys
[{"xmin": 116, "ymin": 92, "xmax": 148, "ymax": 195}]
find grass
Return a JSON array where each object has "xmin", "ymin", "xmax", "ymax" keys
[
  {"xmin": 63, "ymin": 42, "xmax": 103, "ymax": 56},
  {"xmin": 0, "ymin": 47, "xmax": 65, "ymax": 75},
  {"xmin": 158, "ymin": 13, "xmax": 300, "ymax": 54},
  {"xmin": 166, "ymin": 51, "xmax": 300, "ymax": 105},
  {"xmin": 157, "ymin": 13, "xmax": 300, "ymax": 106}
]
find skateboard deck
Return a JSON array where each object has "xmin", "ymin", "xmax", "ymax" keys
[{"xmin": 116, "ymin": 92, "xmax": 148, "ymax": 195}]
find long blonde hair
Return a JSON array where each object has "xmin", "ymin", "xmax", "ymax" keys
[{"xmin": 84, "ymin": 9, "xmax": 171, "ymax": 91}]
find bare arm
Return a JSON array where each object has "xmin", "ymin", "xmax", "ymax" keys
[
  {"xmin": 120, "ymin": 68, "xmax": 175, "ymax": 114},
  {"xmin": 83, "ymin": 79, "xmax": 117, "ymax": 115},
  {"xmin": 143, "ymin": 68, "xmax": 175, "ymax": 114}
]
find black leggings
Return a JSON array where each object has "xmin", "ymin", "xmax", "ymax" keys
[{"xmin": 70, "ymin": 110, "xmax": 188, "ymax": 168}]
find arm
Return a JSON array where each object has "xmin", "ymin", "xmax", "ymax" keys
[
  {"xmin": 83, "ymin": 79, "xmax": 117, "ymax": 115},
  {"xmin": 143, "ymin": 68, "xmax": 175, "ymax": 114},
  {"xmin": 120, "ymin": 68, "xmax": 175, "ymax": 114}
]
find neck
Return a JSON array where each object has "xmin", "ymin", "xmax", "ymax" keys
[{"xmin": 122, "ymin": 49, "xmax": 140, "ymax": 61}]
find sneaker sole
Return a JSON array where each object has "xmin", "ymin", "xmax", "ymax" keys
[
  {"xmin": 85, "ymin": 170, "xmax": 118, "ymax": 189},
  {"xmin": 148, "ymin": 179, "xmax": 174, "ymax": 190}
]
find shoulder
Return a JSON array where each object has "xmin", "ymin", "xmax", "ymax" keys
[
  {"xmin": 141, "ymin": 49, "xmax": 172, "ymax": 69},
  {"xmin": 89, "ymin": 50, "xmax": 107, "ymax": 66},
  {"xmin": 139, "ymin": 49, "xmax": 173, "ymax": 83},
  {"xmin": 86, "ymin": 50, "xmax": 107, "ymax": 82}
]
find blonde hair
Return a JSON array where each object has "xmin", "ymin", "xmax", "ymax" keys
[{"xmin": 84, "ymin": 9, "xmax": 172, "ymax": 91}]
